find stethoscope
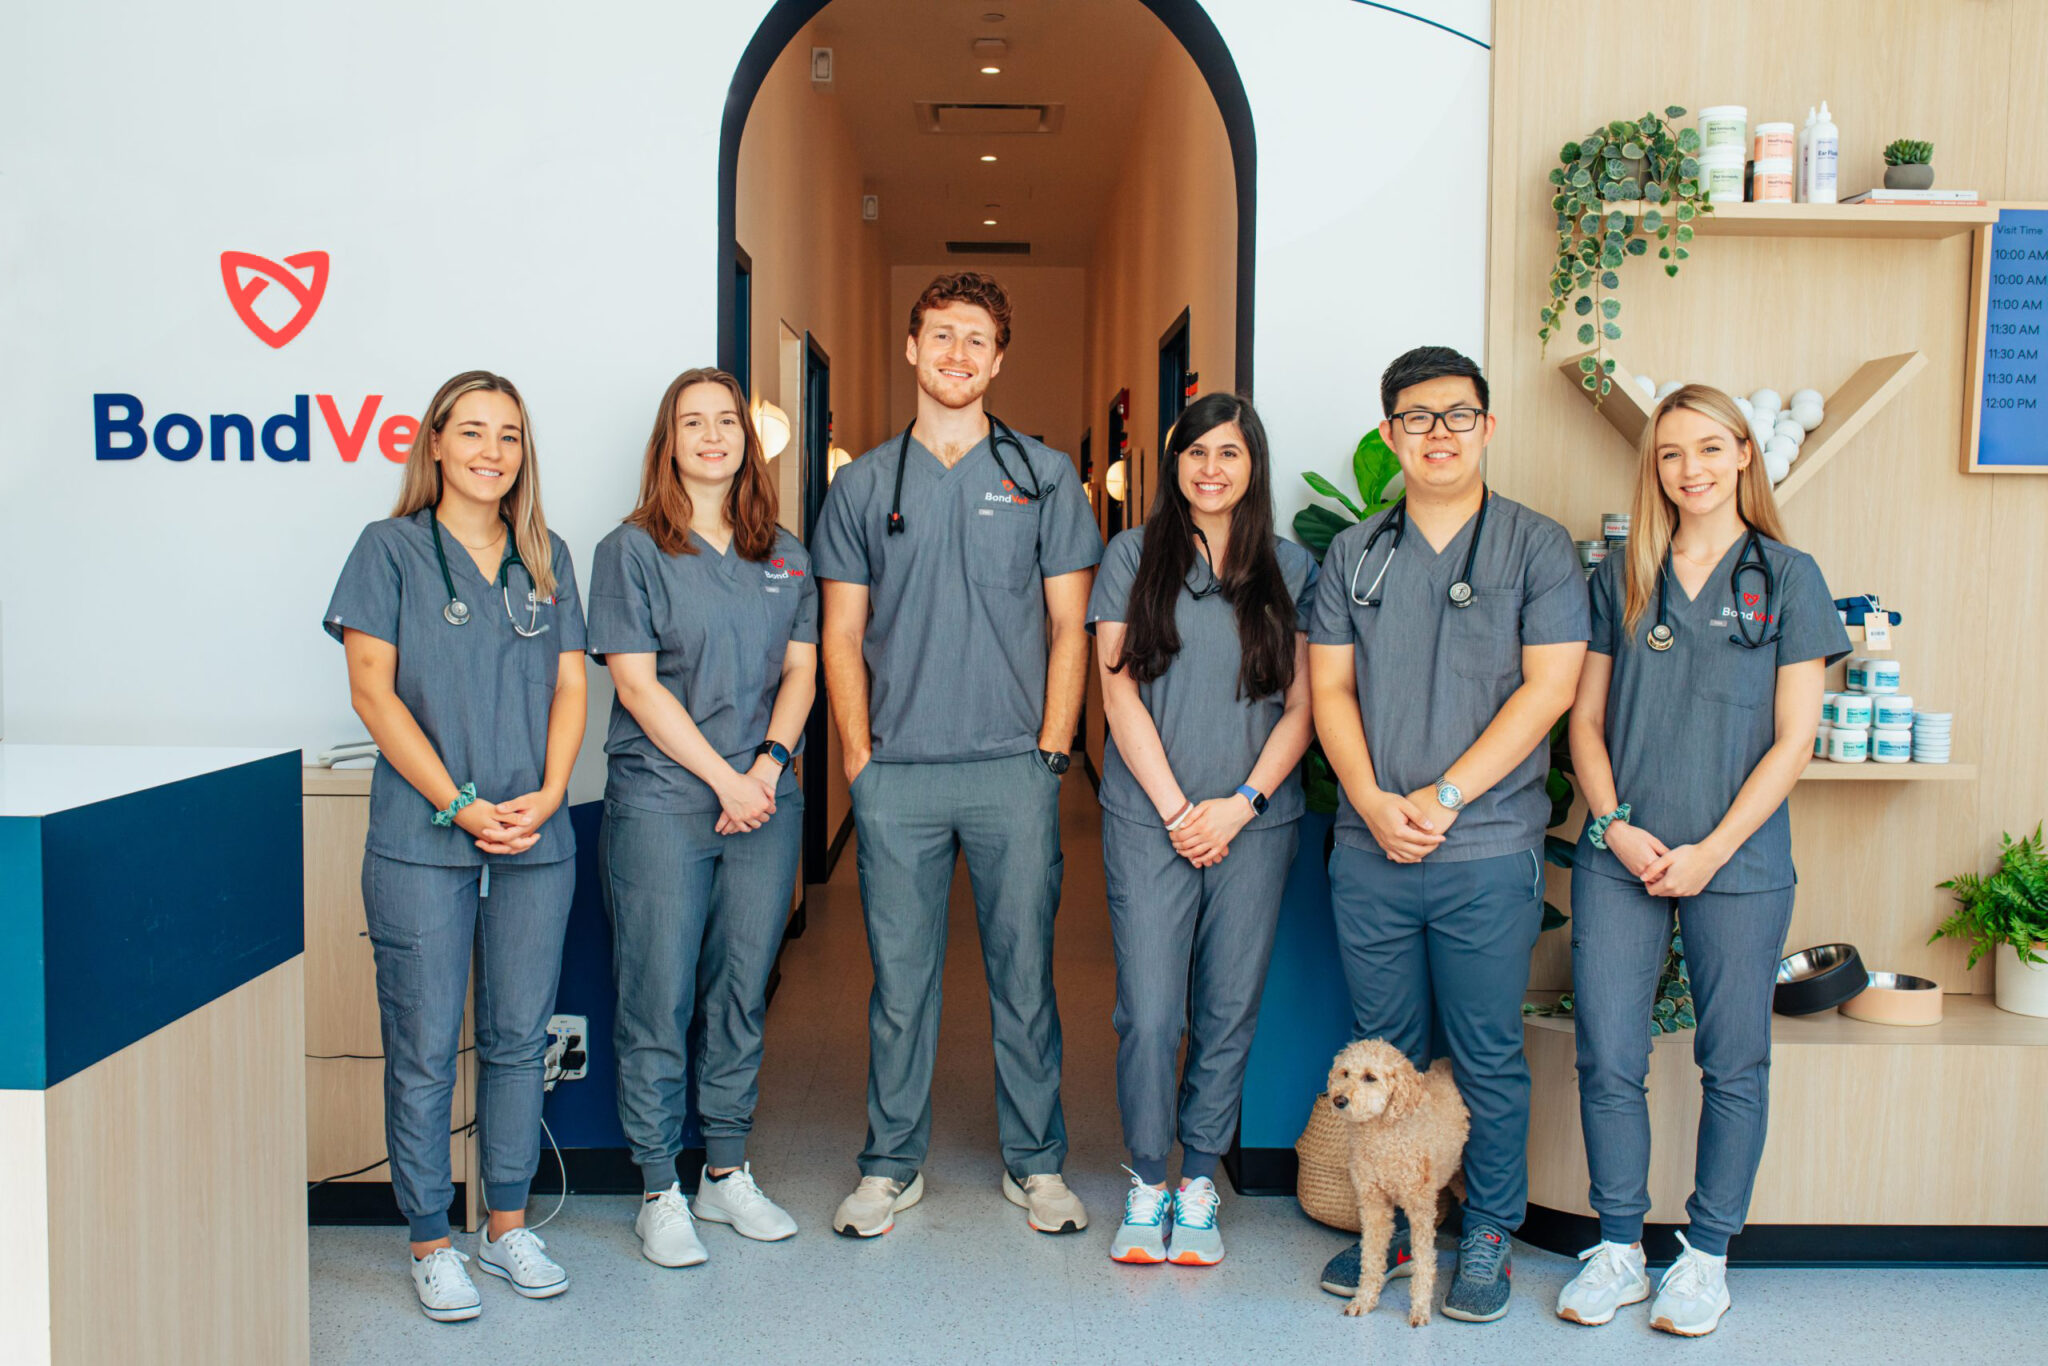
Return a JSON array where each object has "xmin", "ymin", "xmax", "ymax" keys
[
  {"xmin": 1347, "ymin": 487, "xmax": 1490, "ymax": 609},
  {"xmin": 427, "ymin": 512, "xmax": 550, "ymax": 637},
  {"xmin": 1647, "ymin": 526, "xmax": 1780, "ymax": 652},
  {"xmin": 1187, "ymin": 527, "xmax": 1224, "ymax": 600},
  {"xmin": 887, "ymin": 414, "xmax": 1043, "ymax": 535}
]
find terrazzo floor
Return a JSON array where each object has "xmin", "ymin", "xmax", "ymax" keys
[{"xmin": 311, "ymin": 778, "xmax": 2045, "ymax": 1364}]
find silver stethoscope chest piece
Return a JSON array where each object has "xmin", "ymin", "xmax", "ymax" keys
[
  {"xmin": 1448, "ymin": 580, "xmax": 1475, "ymax": 608},
  {"xmin": 1647, "ymin": 622, "xmax": 1674, "ymax": 651},
  {"xmin": 444, "ymin": 599, "xmax": 471, "ymax": 627}
]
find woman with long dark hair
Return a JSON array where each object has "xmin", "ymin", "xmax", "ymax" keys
[
  {"xmin": 1087, "ymin": 391, "xmax": 1316, "ymax": 1266},
  {"xmin": 325, "ymin": 370, "xmax": 587, "ymax": 1320},
  {"xmin": 586, "ymin": 368, "xmax": 818, "ymax": 1266},
  {"xmin": 1558, "ymin": 385, "xmax": 1847, "ymax": 1336}
]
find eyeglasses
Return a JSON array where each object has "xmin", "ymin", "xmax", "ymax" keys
[{"xmin": 1390, "ymin": 406, "xmax": 1486, "ymax": 435}]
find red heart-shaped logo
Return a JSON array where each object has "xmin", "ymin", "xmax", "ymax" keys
[
  {"xmin": 1002, "ymin": 479, "xmax": 1014, "ymax": 490},
  {"xmin": 220, "ymin": 250, "xmax": 329, "ymax": 349},
  {"xmin": 1743, "ymin": 592, "xmax": 1759, "ymax": 605},
  {"xmin": 772, "ymin": 557, "xmax": 785, "ymax": 568}
]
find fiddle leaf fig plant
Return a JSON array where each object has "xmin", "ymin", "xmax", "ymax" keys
[{"xmin": 1538, "ymin": 105, "xmax": 1713, "ymax": 400}]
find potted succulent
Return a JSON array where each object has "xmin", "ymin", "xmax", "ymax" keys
[
  {"xmin": 1930, "ymin": 824, "xmax": 2048, "ymax": 1017},
  {"xmin": 1884, "ymin": 139, "xmax": 1935, "ymax": 190}
]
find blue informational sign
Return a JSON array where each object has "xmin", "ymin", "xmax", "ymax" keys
[{"xmin": 1979, "ymin": 207, "xmax": 2048, "ymax": 469}]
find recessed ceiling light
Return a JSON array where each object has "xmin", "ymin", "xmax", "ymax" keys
[
  {"xmin": 980, "ymin": 154, "xmax": 997, "ymax": 162},
  {"xmin": 982, "ymin": 11, "xmax": 1005, "ymax": 21},
  {"xmin": 980, "ymin": 65, "xmax": 1002, "ymax": 74},
  {"xmin": 983, "ymin": 219, "xmax": 998, "ymax": 226}
]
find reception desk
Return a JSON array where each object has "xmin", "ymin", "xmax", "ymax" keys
[{"xmin": 0, "ymin": 745, "xmax": 308, "ymax": 1365}]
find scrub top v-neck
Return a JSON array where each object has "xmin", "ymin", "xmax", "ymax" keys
[
  {"xmin": 1087, "ymin": 526, "xmax": 1317, "ymax": 830},
  {"xmin": 324, "ymin": 508, "xmax": 586, "ymax": 866},
  {"xmin": 812, "ymin": 427, "xmax": 1102, "ymax": 764},
  {"xmin": 585, "ymin": 523, "xmax": 819, "ymax": 814},
  {"xmin": 1574, "ymin": 534, "xmax": 1849, "ymax": 894},
  {"xmin": 1309, "ymin": 493, "xmax": 1588, "ymax": 863}
]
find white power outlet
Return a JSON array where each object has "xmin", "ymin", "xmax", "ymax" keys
[{"xmin": 544, "ymin": 1013, "xmax": 589, "ymax": 1086}]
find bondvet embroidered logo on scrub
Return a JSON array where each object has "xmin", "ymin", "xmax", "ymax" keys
[
  {"xmin": 985, "ymin": 479, "xmax": 1027, "ymax": 507},
  {"xmin": 763, "ymin": 557, "xmax": 805, "ymax": 581},
  {"xmin": 1720, "ymin": 600, "xmax": 1777, "ymax": 627}
]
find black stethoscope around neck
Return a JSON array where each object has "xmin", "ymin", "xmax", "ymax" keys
[
  {"xmin": 1647, "ymin": 526, "xmax": 1780, "ymax": 653},
  {"xmin": 1348, "ymin": 487, "xmax": 1490, "ymax": 609},
  {"xmin": 427, "ymin": 510, "xmax": 549, "ymax": 638},
  {"xmin": 887, "ymin": 414, "xmax": 1042, "ymax": 535}
]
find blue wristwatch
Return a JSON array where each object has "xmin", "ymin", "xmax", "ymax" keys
[
  {"xmin": 1236, "ymin": 784, "xmax": 1268, "ymax": 816},
  {"xmin": 756, "ymin": 740, "xmax": 793, "ymax": 768}
]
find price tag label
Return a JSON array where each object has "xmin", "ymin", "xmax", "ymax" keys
[{"xmin": 1862, "ymin": 613, "xmax": 1892, "ymax": 650}]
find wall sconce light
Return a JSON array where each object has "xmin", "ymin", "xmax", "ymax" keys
[
  {"xmin": 973, "ymin": 37, "xmax": 1007, "ymax": 73},
  {"xmin": 1104, "ymin": 458, "xmax": 1128, "ymax": 503},
  {"xmin": 755, "ymin": 400, "xmax": 792, "ymax": 460},
  {"xmin": 827, "ymin": 445, "xmax": 853, "ymax": 482}
]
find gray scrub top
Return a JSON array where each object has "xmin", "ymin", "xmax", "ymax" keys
[
  {"xmin": 811, "ymin": 426, "xmax": 1103, "ymax": 763},
  {"xmin": 323, "ymin": 509, "xmax": 587, "ymax": 867},
  {"xmin": 1309, "ymin": 493, "xmax": 1589, "ymax": 863},
  {"xmin": 585, "ymin": 523, "xmax": 819, "ymax": 814},
  {"xmin": 1086, "ymin": 526, "xmax": 1316, "ymax": 830},
  {"xmin": 1573, "ymin": 535, "xmax": 1850, "ymax": 894}
]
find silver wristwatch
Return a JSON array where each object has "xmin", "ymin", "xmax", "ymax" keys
[{"xmin": 1435, "ymin": 778, "xmax": 1466, "ymax": 812}]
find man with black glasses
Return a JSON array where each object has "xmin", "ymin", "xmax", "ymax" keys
[{"xmin": 1306, "ymin": 346, "xmax": 1588, "ymax": 1321}]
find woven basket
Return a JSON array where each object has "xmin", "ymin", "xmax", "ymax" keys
[{"xmin": 1295, "ymin": 1092, "xmax": 1360, "ymax": 1231}]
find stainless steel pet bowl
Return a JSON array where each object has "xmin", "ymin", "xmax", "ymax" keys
[{"xmin": 1773, "ymin": 943, "xmax": 1867, "ymax": 1015}]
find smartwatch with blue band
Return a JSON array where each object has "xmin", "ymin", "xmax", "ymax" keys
[
  {"xmin": 756, "ymin": 739, "xmax": 792, "ymax": 768},
  {"xmin": 1235, "ymin": 784, "xmax": 1268, "ymax": 816}
]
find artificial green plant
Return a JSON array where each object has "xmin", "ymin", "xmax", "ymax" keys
[
  {"xmin": 1884, "ymin": 138, "xmax": 1934, "ymax": 166},
  {"xmin": 1931, "ymin": 824, "xmax": 2048, "ymax": 968}
]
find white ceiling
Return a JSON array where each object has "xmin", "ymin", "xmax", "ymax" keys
[{"xmin": 809, "ymin": 0, "xmax": 1174, "ymax": 266}]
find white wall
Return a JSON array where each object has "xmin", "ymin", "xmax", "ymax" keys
[{"xmin": 0, "ymin": 0, "xmax": 1490, "ymax": 763}]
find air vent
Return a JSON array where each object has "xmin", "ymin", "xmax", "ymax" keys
[
  {"xmin": 946, "ymin": 240, "xmax": 1032, "ymax": 256},
  {"xmin": 915, "ymin": 102, "xmax": 1066, "ymax": 135}
]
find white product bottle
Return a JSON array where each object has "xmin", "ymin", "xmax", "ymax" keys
[
  {"xmin": 1797, "ymin": 106, "xmax": 1815, "ymax": 201},
  {"xmin": 1809, "ymin": 101, "xmax": 1840, "ymax": 204}
]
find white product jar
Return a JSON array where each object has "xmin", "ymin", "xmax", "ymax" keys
[
  {"xmin": 1821, "ymin": 693, "xmax": 1839, "ymax": 725},
  {"xmin": 1864, "ymin": 658, "xmax": 1902, "ymax": 694},
  {"xmin": 1871, "ymin": 726, "xmax": 1914, "ymax": 763},
  {"xmin": 1827, "ymin": 726, "xmax": 1869, "ymax": 763},
  {"xmin": 1871, "ymin": 694, "xmax": 1915, "ymax": 729},
  {"xmin": 1835, "ymin": 693, "xmax": 1874, "ymax": 728},
  {"xmin": 1753, "ymin": 121, "xmax": 1796, "ymax": 160},
  {"xmin": 1813, "ymin": 725, "xmax": 1832, "ymax": 758},
  {"xmin": 1700, "ymin": 145, "xmax": 1746, "ymax": 203},
  {"xmin": 1752, "ymin": 156, "xmax": 1795, "ymax": 203},
  {"xmin": 1699, "ymin": 106, "xmax": 1749, "ymax": 152}
]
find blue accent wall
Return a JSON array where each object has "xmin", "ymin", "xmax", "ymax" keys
[
  {"xmin": 37, "ymin": 752, "xmax": 302, "ymax": 1087},
  {"xmin": 1239, "ymin": 813, "xmax": 1351, "ymax": 1148},
  {"xmin": 0, "ymin": 818, "xmax": 48, "ymax": 1089}
]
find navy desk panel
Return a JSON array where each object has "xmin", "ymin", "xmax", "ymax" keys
[
  {"xmin": 39, "ymin": 751, "xmax": 302, "ymax": 1087},
  {"xmin": 0, "ymin": 817, "xmax": 47, "ymax": 1089},
  {"xmin": 540, "ymin": 800, "xmax": 636, "ymax": 1151}
]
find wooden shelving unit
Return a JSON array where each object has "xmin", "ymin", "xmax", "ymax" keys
[
  {"xmin": 1526, "ymin": 989, "xmax": 2048, "ymax": 1045},
  {"xmin": 1800, "ymin": 761, "xmax": 1976, "ymax": 781},
  {"xmin": 1608, "ymin": 200, "xmax": 1996, "ymax": 240},
  {"xmin": 1558, "ymin": 350, "xmax": 1927, "ymax": 500}
]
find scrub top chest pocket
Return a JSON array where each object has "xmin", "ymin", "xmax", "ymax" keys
[
  {"xmin": 1693, "ymin": 627, "xmax": 1778, "ymax": 708},
  {"xmin": 1448, "ymin": 585, "xmax": 1524, "ymax": 682},
  {"xmin": 968, "ymin": 493, "xmax": 1039, "ymax": 591}
]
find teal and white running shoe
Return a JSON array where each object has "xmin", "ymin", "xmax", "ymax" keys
[
  {"xmin": 1168, "ymin": 1177, "xmax": 1224, "ymax": 1266},
  {"xmin": 1109, "ymin": 1169, "xmax": 1172, "ymax": 1264}
]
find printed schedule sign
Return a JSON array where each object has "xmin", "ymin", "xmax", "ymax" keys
[{"xmin": 1976, "ymin": 207, "xmax": 2048, "ymax": 471}]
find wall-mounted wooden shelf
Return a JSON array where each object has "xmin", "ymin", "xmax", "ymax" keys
[
  {"xmin": 1527, "ymin": 989, "xmax": 2048, "ymax": 1046},
  {"xmin": 1800, "ymin": 762, "xmax": 1975, "ymax": 781},
  {"xmin": 1608, "ymin": 200, "xmax": 1996, "ymax": 239},
  {"xmin": 1558, "ymin": 350, "xmax": 1928, "ymax": 501}
]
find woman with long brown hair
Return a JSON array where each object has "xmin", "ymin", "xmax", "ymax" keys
[
  {"xmin": 1559, "ymin": 384, "xmax": 1849, "ymax": 1336},
  {"xmin": 1087, "ymin": 391, "xmax": 1316, "ymax": 1267},
  {"xmin": 585, "ymin": 368, "xmax": 817, "ymax": 1265},
  {"xmin": 324, "ymin": 370, "xmax": 587, "ymax": 1320}
]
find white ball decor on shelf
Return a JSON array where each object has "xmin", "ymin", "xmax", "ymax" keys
[
  {"xmin": 1789, "ymin": 387, "xmax": 1824, "ymax": 411},
  {"xmin": 1735, "ymin": 395, "xmax": 1754, "ymax": 418},
  {"xmin": 1791, "ymin": 398, "xmax": 1825, "ymax": 431},
  {"xmin": 1635, "ymin": 374, "xmax": 1658, "ymax": 400},
  {"xmin": 1656, "ymin": 380, "xmax": 1684, "ymax": 402},
  {"xmin": 1763, "ymin": 439, "xmax": 1796, "ymax": 484},
  {"xmin": 1750, "ymin": 387, "xmax": 1782, "ymax": 415}
]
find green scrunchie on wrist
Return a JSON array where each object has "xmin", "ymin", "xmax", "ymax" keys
[
  {"xmin": 1587, "ymin": 802, "xmax": 1632, "ymax": 850},
  {"xmin": 432, "ymin": 783, "xmax": 478, "ymax": 828}
]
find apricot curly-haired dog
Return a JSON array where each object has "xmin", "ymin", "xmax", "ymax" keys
[{"xmin": 1326, "ymin": 1039, "xmax": 1470, "ymax": 1325}]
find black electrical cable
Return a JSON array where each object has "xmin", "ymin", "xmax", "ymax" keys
[
  {"xmin": 306, "ymin": 1046, "xmax": 476, "ymax": 1061},
  {"xmin": 308, "ymin": 1118, "xmax": 477, "ymax": 1190}
]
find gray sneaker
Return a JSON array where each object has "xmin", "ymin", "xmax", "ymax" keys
[
  {"xmin": 1318, "ymin": 1230, "xmax": 1416, "ymax": 1296},
  {"xmin": 832, "ymin": 1173, "xmax": 924, "ymax": 1238},
  {"xmin": 1441, "ymin": 1222, "xmax": 1513, "ymax": 1322}
]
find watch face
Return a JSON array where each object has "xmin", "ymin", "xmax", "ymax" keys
[
  {"xmin": 1251, "ymin": 792, "xmax": 1268, "ymax": 814},
  {"xmin": 1042, "ymin": 750, "xmax": 1070, "ymax": 775},
  {"xmin": 1437, "ymin": 782, "xmax": 1463, "ymax": 811}
]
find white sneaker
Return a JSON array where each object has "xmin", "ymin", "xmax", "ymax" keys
[
  {"xmin": 833, "ymin": 1172, "xmax": 924, "ymax": 1238},
  {"xmin": 1168, "ymin": 1177, "xmax": 1224, "ymax": 1266},
  {"xmin": 410, "ymin": 1246, "xmax": 481, "ymax": 1322},
  {"xmin": 635, "ymin": 1184, "xmax": 709, "ymax": 1267},
  {"xmin": 475, "ymin": 1225, "xmax": 568, "ymax": 1299},
  {"xmin": 691, "ymin": 1163, "xmax": 798, "ymax": 1242},
  {"xmin": 1109, "ymin": 1171, "xmax": 1171, "ymax": 1264},
  {"xmin": 1556, "ymin": 1240, "xmax": 1651, "ymax": 1326},
  {"xmin": 1001, "ymin": 1171, "xmax": 1088, "ymax": 1233},
  {"xmin": 1649, "ymin": 1232, "xmax": 1732, "ymax": 1337}
]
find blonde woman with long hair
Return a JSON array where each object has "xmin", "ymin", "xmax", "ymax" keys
[
  {"xmin": 324, "ymin": 370, "xmax": 588, "ymax": 1321},
  {"xmin": 1557, "ymin": 385, "xmax": 1848, "ymax": 1337}
]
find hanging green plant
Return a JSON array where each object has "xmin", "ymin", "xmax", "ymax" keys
[{"xmin": 1537, "ymin": 105, "xmax": 1713, "ymax": 400}]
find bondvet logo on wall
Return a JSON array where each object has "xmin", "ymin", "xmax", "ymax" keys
[{"xmin": 94, "ymin": 250, "xmax": 419, "ymax": 464}]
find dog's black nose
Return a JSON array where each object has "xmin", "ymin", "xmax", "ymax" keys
[{"xmin": 1331, "ymin": 1096, "xmax": 1347, "ymax": 1109}]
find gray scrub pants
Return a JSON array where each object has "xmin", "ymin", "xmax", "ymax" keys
[
  {"xmin": 360, "ymin": 851, "xmax": 574, "ymax": 1242},
  {"xmin": 600, "ymin": 798, "xmax": 803, "ymax": 1192},
  {"xmin": 1569, "ymin": 869, "xmax": 1795, "ymax": 1255},
  {"xmin": 851, "ymin": 752, "xmax": 1067, "ymax": 1181},
  {"xmin": 1329, "ymin": 843, "xmax": 1546, "ymax": 1233},
  {"xmin": 1103, "ymin": 811, "xmax": 1296, "ymax": 1184}
]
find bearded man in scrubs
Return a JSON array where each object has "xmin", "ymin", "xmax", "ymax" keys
[
  {"xmin": 1307, "ymin": 346, "xmax": 1588, "ymax": 1321},
  {"xmin": 815, "ymin": 272, "xmax": 1103, "ymax": 1239}
]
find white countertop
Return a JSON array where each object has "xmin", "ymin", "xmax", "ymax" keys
[{"xmin": 0, "ymin": 744, "xmax": 295, "ymax": 817}]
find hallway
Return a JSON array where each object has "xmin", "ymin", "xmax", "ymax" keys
[{"xmin": 309, "ymin": 779, "xmax": 2044, "ymax": 1363}]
